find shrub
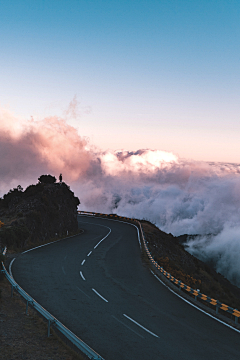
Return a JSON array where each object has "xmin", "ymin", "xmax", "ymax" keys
[
  {"xmin": 38, "ymin": 174, "xmax": 56, "ymax": 184},
  {"xmin": 0, "ymin": 224, "xmax": 30, "ymax": 249}
]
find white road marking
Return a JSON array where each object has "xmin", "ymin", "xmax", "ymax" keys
[
  {"xmin": 9, "ymin": 258, "xmax": 16, "ymax": 277},
  {"xmin": 62, "ymin": 266, "xmax": 66, "ymax": 275},
  {"xmin": 81, "ymin": 259, "xmax": 85, "ymax": 265},
  {"xmin": 80, "ymin": 271, "xmax": 85, "ymax": 280},
  {"xmin": 112, "ymin": 315, "xmax": 144, "ymax": 338},
  {"xmin": 78, "ymin": 215, "xmax": 141, "ymax": 250},
  {"xmin": 151, "ymin": 270, "xmax": 167, "ymax": 287},
  {"xmin": 150, "ymin": 270, "xmax": 240, "ymax": 335},
  {"xmin": 87, "ymin": 251, "xmax": 92, "ymax": 257},
  {"xmin": 92, "ymin": 288, "xmax": 108, "ymax": 302},
  {"xmin": 21, "ymin": 232, "xmax": 80, "ymax": 254},
  {"xmin": 76, "ymin": 286, "xmax": 90, "ymax": 298},
  {"xmin": 123, "ymin": 314, "xmax": 159, "ymax": 338},
  {"xmin": 64, "ymin": 255, "xmax": 67, "ymax": 261},
  {"xmin": 94, "ymin": 227, "xmax": 111, "ymax": 249}
]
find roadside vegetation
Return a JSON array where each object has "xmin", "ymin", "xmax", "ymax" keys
[{"xmin": 0, "ymin": 175, "xmax": 86, "ymax": 359}]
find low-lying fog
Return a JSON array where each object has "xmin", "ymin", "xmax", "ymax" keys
[{"xmin": 1, "ymin": 107, "xmax": 240, "ymax": 286}]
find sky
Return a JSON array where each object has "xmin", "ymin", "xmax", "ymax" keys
[
  {"xmin": 1, "ymin": 0, "xmax": 240, "ymax": 162},
  {"xmin": 1, "ymin": 1, "xmax": 240, "ymax": 284}
]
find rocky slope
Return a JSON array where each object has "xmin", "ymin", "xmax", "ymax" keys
[{"xmin": 0, "ymin": 176, "xmax": 80, "ymax": 251}]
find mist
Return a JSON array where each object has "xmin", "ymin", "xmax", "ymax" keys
[{"xmin": 1, "ymin": 106, "xmax": 240, "ymax": 285}]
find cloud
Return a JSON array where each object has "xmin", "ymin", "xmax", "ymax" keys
[
  {"xmin": 0, "ymin": 106, "xmax": 93, "ymax": 193},
  {"xmin": 1, "ymin": 104, "xmax": 240, "ymax": 285},
  {"xmin": 185, "ymin": 225, "xmax": 240, "ymax": 287}
]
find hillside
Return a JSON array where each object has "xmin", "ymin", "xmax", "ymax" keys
[
  {"xmin": 141, "ymin": 220, "xmax": 240, "ymax": 311},
  {"xmin": 0, "ymin": 175, "xmax": 80, "ymax": 251}
]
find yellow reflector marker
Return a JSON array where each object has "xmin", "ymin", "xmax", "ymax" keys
[
  {"xmin": 233, "ymin": 310, "xmax": 240, "ymax": 317},
  {"xmin": 210, "ymin": 299, "xmax": 217, "ymax": 305},
  {"xmin": 201, "ymin": 294, "xmax": 207, "ymax": 300},
  {"xmin": 220, "ymin": 304, "xmax": 229, "ymax": 311},
  {"xmin": 186, "ymin": 286, "xmax": 191, "ymax": 292}
]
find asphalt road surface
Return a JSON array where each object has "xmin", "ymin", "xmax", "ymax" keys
[{"xmin": 12, "ymin": 215, "xmax": 240, "ymax": 360}]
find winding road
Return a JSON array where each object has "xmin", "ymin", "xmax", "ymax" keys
[{"xmin": 11, "ymin": 215, "xmax": 240, "ymax": 360}]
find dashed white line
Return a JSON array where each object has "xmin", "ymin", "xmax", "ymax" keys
[
  {"xmin": 62, "ymin": 266, "xmax": 66, "ymax": 275},
  {"xmin": 123, "ymin": 314, "xmax": 159, "ymax": 338},
  {"xmin": 80, "ymin": 271, "xmax": 86, "ymax": 280},
  {"xmin": 87, "ymin": 251, "xmax": 92, "ymax": 257},
  {"xmin": 92, "ymin": 288, "xmax": 108, "ymax": 302},
  {"xmin": 81, "ymin": 259, "xmax": 85, "ymax": 265}
]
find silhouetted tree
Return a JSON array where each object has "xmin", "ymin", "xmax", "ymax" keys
[{"xmin": 38, "ymin": 175, "xmax": 57, "ymax": 184}]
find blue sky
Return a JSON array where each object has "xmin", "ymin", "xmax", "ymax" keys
[{"xmin": 1, "ymin": 0, "xmax": 240, "ymax": 162}]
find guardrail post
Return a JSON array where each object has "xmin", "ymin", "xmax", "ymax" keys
[
  {"xmin": 235, "ymin": 316, "xmax": 238, "ymax": 324},
  {"xmin": 216, "ymin": 305, "xmax": 219, "ymax": 314},
  {"xmin": 195, "ymin": 289, "xmax": 200, "ymax": 300}
]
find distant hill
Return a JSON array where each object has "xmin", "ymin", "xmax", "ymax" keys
[{"xmin": 0, "ymin": 176, "xmax": 80, "ymax": 251}]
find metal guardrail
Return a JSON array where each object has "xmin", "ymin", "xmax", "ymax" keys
[
  {"xmin": 2, "ymin": 210, "xmax": 240, "ymax": 357},
  {"xmin": 79, "ymin": 211, "xmax": 240, "ymax": 325},
  {"xmin": 139, "ymin": 222, "xmax": 240, "ymax": 324},
  {"xmin": 1, "ymin": 256, "xmax": 104, "ymax": 359}
]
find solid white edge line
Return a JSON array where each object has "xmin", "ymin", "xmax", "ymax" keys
[
  {"xmin": 92, "ymin": 288, "xmax": 108, "ymax": 302},
  {"xmin": 80, "ymin": 271, "xmax": 86, "ymax": 280},
  {"xmin": 123, "ymin": 314, "xmax": 159, "ymax": 338},
  {"xmin": 21, "ymin": 233, "xmax": 81, "ymax": 254},
  {"xmin": 150, "ymin": 270, "xmax": 240, "ymax": 335},
  {"xmin": 9, "ymin": 258, "xmax": 16, "ymax": 277},
  {"xmin": 87, "ymin": 251, "xmax": 92, "ymax": 257},
  {"xmin": 81, "ymin": 259, "xmax": 85, "ymax": 265}
]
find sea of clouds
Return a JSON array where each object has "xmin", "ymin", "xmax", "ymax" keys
[{"xmin": 1, "ymin": 105, "xmax": 240, "ymax": 285}]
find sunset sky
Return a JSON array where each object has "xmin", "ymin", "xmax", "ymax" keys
[{"xmin": 1, "ymin": 1, "xmax": 240, "ymax": 162}]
